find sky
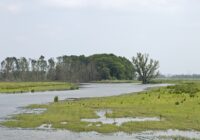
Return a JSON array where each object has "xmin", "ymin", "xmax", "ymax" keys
[{"xmin": 0, "ymin": 0, "xmax": 200, "ymax": 74}]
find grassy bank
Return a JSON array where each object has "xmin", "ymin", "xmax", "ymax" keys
[
  {"xmin": 0, "ymin": 82, "xmax": 78, "ymax": 93},
  {"xmin": 2, "ymin": 82, "xmax": 200, "ymax": 133}
]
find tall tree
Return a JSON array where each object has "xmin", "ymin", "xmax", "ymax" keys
[
  {"xmin": 18, "ymin": 57, "xmax": 29, "ymax": 81},
  {"xmin": 37, "ymin": 55, "xmax": 47, "ymax": 81},
  {"xmin": 30, "ymin": 59, "xmax": 37, "ymax": 81},
  {"xmin": 1, "ymin": 57, "xmax": 18, "ymax": 80},
  {"xmin": 47, "ymin": 58, "xmax": 56, "ymax": 80},
  {"xmin": 132, "ymin": 53, "xmax": 159, "ymax": 84}
]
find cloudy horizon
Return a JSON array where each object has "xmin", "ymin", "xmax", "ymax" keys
[{"xmin": 1, "ymin": 0, "xmax": 200, "ymax": 75}]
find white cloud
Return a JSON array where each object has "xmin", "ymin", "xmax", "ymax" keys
[
  {"xmin": 6, "ymin": 4, "xmax": 21, "ymax": 14},
  {"xmin": 42, "ymin": 0, "xmax": 85, "ymax": 8},
  {"xmin": 0, "ymin": 3, "xmax": 21, "ymax": 14},
  {"xmin": 41, "ymin": 0, "xmax": 185, "ymax": 12}
]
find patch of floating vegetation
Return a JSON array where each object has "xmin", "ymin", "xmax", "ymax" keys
[{"xmin": 81, "ymin": 110, "xmax": 161, "ymax": 126}]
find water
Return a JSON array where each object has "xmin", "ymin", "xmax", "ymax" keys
[
  {"xmin": 81, "ymin": 110, "xmax": 160, "ymax": 126},
  {"xmin": 1, "ymin": 83, "xmax": 197, "ymax": 140},
  {"xmin": 1, "ymin": 127, "xmax": 200, "ymax": 140},
  {"xmin": 0, "ymin": 83, "xmax": 164, "ymax": 120}
]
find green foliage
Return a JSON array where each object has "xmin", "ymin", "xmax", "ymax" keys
[
  {"xmin": 175, "ymin": 101, "xmax": 180, "ymax": 105},
  {"xmin": 31, "ymin": 89, "xmax": 35, "ymax": 93},
  {"xmin": 54, "ymin": 96, "xmax": 59, "ymax": 102},
  {"xmin": 0, "ymin": 54, "xmax": 135, "ymax": 82},
  {"xmin": 89, "ymin": 54, "xmax": 135, "ymax": 80},
  {"xmin": 167, "ymin": 83, "xmax": 200, "ymax": 95}
]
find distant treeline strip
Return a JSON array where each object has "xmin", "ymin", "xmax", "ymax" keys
[
  {"xmin": 0, "ymin": 54, "xmax": 135, "ymax": 82},
  {"xmin": 160, "ymin": 74, "xmax": 200, "ymax": 80}
]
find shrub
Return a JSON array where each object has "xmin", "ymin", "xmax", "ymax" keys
[
  {"xmin": 54, "ymin": 96, "xmax": 59, "ymax": 102},
  {"xmin": 190, "ymin": 94, "xmax": 195, "ymax": 98},
  {"xmin": 70, "ymin": 86, "xmax": 78, "ymax": 90},
  {"xmin": 167, "ymin": 83, "xmax": 199, "ymax": 95},
  {"xmin": 175, "ymin": 101, "xmax": 180, "ymax": 105}
]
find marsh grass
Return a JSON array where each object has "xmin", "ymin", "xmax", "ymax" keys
[
  {"xmin": 2, "ymin": 82, "xmax": 200, "ymax": 133},
  {"xmin": 0, "ymin": 82, "xmax": 78, "ymax": 93}
]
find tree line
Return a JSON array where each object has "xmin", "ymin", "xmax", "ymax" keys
[
  {"xmin": 0, "ymin": 54, "xmax": 136, "ymax": 82},
  {"xmin": 0, "ymin": 53, "xmax": 160, "ymax": 84},
  {"xmin": 161, "ymin": 74, "xmax": 200, "ymax": 80}
]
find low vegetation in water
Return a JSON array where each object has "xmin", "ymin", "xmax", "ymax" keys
[
  {"xmin": 0, "ymin": 82, "xmax": 78, "ymax": 94},
  {"xmin": 2, "ymin": 82, "xmax": 200, "ymax": 133}
]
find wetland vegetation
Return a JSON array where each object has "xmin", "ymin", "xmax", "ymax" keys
[
  {"xmin": 0, "ymin": 82, "xmax": 78, "ymax": 93},
  {"xmin": 1, "ymin": 53, "xmax": 200, "ymax": 140},
  {"xmin": 2, "ymin": 81, "xmax": 200, "ymax": 134}
]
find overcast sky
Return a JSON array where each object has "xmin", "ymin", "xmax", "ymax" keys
[{"xmin": 0, "ymin": 0, "xmax": 200, "ymax": 74}]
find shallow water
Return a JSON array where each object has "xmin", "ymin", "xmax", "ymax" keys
[
  {"xmin": 82, "ymin": 110, "xmax": 160, "ymax": 126},
  {"xmin": 13, "ymin": 108, "xmax": 47, "ymax": 115},
  {"xmin": 1, "ymin": 127, "xmax": 200, "ymax": 140},
  {"xmin": 0, "ymin": 83, "xmax": 195, "ymax": 140},
  {"xmin": 0, "ymin": 83, "xmax": 166, "ymax": 120}
]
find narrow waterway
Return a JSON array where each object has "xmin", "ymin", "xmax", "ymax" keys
[{"xmin": 1, "ymin": 83, "xmax": 197, "ymax": 140}]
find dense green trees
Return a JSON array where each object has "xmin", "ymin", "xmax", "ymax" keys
[
  {"xmin": 0, "ymin": 53, "xmax": 161, "ymax": 83},
  {"xmin": 0, "ymin": 54, "xmax": 135, "ymax": 82},
  {"xmin": 89, "ymin": 54, "xmax": 135, "ymax": 80}
]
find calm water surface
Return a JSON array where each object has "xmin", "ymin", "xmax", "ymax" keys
[{"xmin": 0, "ymin": 83, "xmax": 162, "ymax": 120}]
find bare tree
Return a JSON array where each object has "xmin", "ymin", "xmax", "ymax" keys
[{"xmin": 132, "ymin": 53, "xmax": 159, "ymax": 84}]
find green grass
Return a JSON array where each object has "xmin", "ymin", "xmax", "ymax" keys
[
  {"xmin": 2, "ymin": 81, "xmax": 200, "ymax": 133},
  {"xmin": 0, "ymin": 82, "xmax": 78, "ymax": 93}
]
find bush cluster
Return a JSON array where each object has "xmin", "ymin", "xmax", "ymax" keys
[
  {"xmin": 167, "ymin": 83, "xmax": 199, "ymax": 95},
  {"xmin": 54, "ymin": 96, "xmax": 59, "ymax": 102}
]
